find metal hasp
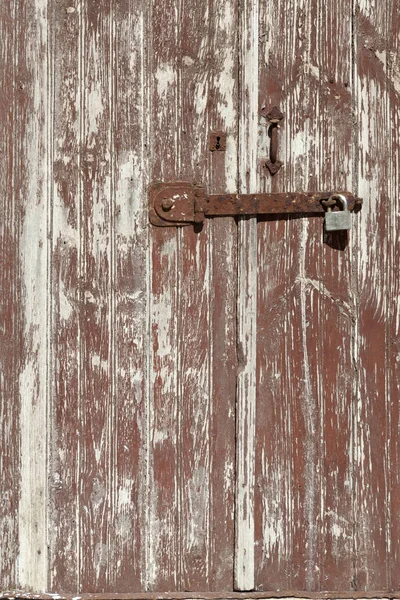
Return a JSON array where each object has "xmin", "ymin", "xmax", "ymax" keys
[{"xmin": 149, "ymin": 182, "xmax": 362, "ymax": 227}]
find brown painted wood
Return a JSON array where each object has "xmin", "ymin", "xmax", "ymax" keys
[
  {"xmin": 179, "ymin": 0, "xmax": 213, "ymax": 588},
  {"xmin": 0, "ymin": 0, "xmax": 18, "ymax": 588},
  {"xmin": 79, "ymin": 1, "xmax": 114, "ymax": 590},
  {"xmin": 354, "ymin": 0, "xmax": 390, "ymax": 590},
  {"xmin": 316, "ymin": 0, "xmax": 355, "ymax": 589},
  {"xmin": 150, "ymin": 0, "xmax": 237, "ymax": 590},
  {"xmin": 255, "ymin": 0, "xmax": 355, "ymax": 592},
  {"xmin": 207, "ymin": 0, "xmax": 238, "ymax": 590},
  {"xmin": 4, "ymin": 593, "xmax": 400, "ymax": 600},
  {"xmin": 1, "ymin": 0, "xmax": 399, "ymax": 595},
  {"xmin": 254, "ymin": 1, "xmax": 295, "ymax": 589},
  {"xmin": 112, "ymin": 0, "xmax": 148, "ymax": 591},
  {"xmin": 388, "ymin": 0, "xmax": 400, "ymax": 591},
  {"xmin": 50, "ymin": 0, "xmax": 81, "ymax": 591},
  {"xmin": 180, "ymin": 0, "xmax": 238, "ymax": 591},
  {"xmin": 149, "ymin": 0, "xmax": 181, "ymax": 589},
  {"xmin": 256, "ymin": 0, "xmax": 322, "ymax": 591}
]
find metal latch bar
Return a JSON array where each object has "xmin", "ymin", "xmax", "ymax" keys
[{"xmin": 149, "ymin": 182, "xmax": 362, "ymax": 227}]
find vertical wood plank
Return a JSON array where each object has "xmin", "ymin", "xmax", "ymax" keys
[
  {"xmin": 149, "ymin": 0, "xmax": 239, "ymax": 589},
  {"xmin": 17, "ymin": 0, "xmax": 51, "ymax": 589},
  {"xmin": 208, "ymin": 0, "xmax": 238, "ymax": 590},
  {"xmin": 279, "ymin": 4, "xmax": 324, "ymax": 588},
  {"xmin": 255, "ymin": 0, "xmax": 355, "ymax": 591},
  {"xmin": 148, "ymin": 0, "xmax": 180, "ymax": 589},
  {"xmin": 388, "ymin": 0, "xmax": 400, "ymax": 589},
  {"xmin": 0, "ymin": 0, "xmax": 18, "ymax": 587},
  {"xmin": 278, "ymin": 2, "xmax": 323, "ymax": 578},
  {"xmin": 50, "ymin": 0, "xmax": 151, "ymax": 591},
  {"xmin": 316, "ymin": 0, "xmax": 355, "ymax": 589},
  {"xmin": 79, "ymin": 1, "xmax": 114, "ymax": 590},
  {"xmin": 254, "ymin": 0, "xmax": 294, "ymax": 589},
  {"xmin": 112, "ymin": 0, "xmax": 149, "ymax": 591},
  {"xmin": 50, "ymin": 0, "xmax": 81, "ymax": 590},
  {"xmin": 354, "ymin": 0, "xmax": 390, "ymax": 590},
  {"xmin": 235, "ymin": 0, "xmax": 259, "ymax": 591},
  {"xmin": 179, "ymin": 0, "xmax": 213, "ymax": 590}
]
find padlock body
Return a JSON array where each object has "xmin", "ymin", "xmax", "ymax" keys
[{"xmin": 325, "ymin": 210, "xmax": 351, "ymax": 231}]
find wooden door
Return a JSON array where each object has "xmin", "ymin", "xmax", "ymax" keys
[{"xmin": 1, "ymin": 0, "xmax": 399, "ymax": 595}]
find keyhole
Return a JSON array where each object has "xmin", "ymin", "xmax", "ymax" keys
[{"xmin": 210, "ymin": 132, "xmax": 226, "ymax": 152}]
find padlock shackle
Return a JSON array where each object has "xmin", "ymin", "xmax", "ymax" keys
[{"xmin": 329, "ymin": 194, "xmax": 348, "ymax": 211}]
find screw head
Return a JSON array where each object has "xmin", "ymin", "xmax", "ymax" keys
[{"xmin": 161, "ymin": 198, "xmax": 174, "ymax": 211}]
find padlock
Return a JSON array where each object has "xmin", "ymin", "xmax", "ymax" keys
[{"xmin": 324, "ymin": 194, "xmax": 351, "ymax": 231}]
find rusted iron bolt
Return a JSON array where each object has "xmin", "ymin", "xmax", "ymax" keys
[
  {"xmin": 161, "ymin": 198, "xmax": 174, "ymax": 211},
  {"xmin": 321, "ymin": 197, "xmax": 337, "ymax": 209}
]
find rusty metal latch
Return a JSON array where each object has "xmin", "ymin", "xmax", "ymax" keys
[{"xmin": 149, "ymin": 182, "xmax": 362, "ymax": 227}]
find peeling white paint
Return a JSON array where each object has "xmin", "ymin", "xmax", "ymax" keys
[{"xmin": 155, "ymin": 63, "xmax": 176, "ymax": 99}]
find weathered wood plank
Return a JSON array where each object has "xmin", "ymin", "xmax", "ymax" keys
[
  {"xmin": 255, "ymin": 0, "xmax": 354, "ymax": 591},
  {"xmin": 234, "ymin": 0, "xmax": 259, "ymax": 590},
  {"xmin": 148, "ymin": 0, "xmax": 180, "ymax": 588},
  {"xmin": 112, "ymin": 0, "xmax": 149, "ymax": 590},
  {"xmin": 208, "ymin": 0, "xmax": 238, "ymax": 590},
  {"xmin": 354, "ymin": 0, "xmax": 390, "ymax": 589},
  {"xmin": 255, "ymin": 0, "xmax": 298, "ymax": 588},
  {"xmin": 17, "ymin": 0, "xmax": 51, "ymax": 589},
  {"xmin": 0, "ymin": 0, "xmax": 18, "ymax": 588},
  {"xmin": 256, "ymin": 0, "xmax": 322, "ymax": 590},
  {"xmin": 7, "ymin": 591, "xmax": 400, "ymax": 599},
  {"xmin": 312, "ymin": 0, "xmax": 354, "ymax": 590},
  {"xmin": 388, "ymin": 0, "xmax": 400, "ymax": 589},
  {"xmin": 150, "ymin": 0, "xmax": 238, "ymax": 589},
  {"xmin": 280, "ymin": 3, "xmax": 324, "ymax": 588},
  {"xmin": 179, "ymin": 0, "xmax": 213, "ymax": 589},
  {"xmin": 6, "ymin": 593, "xmax": 400, "ymax": 600},
  {"xmin": 50, "ymin": 0, "xmax": 81, "ymax": 590},
  {"xmin": 79, "ymin": 1, "xmax": 114, "ymax": 590}
]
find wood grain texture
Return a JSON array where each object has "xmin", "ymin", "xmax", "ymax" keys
[
  {"xmin": 235, "ymin": 0, "xmax": 259, "ymax": 590},
  {"xmin": 255, "ymin": 0, "xmax": 355, "ymax": 591},
  {"xmin": 112, "ymin": 0, "xmax": 149, "ymax": 591},
  {"xmin": 388, "ymin": 0, "xmax": 400, "ymax": 590},
  {"xmin": 5, "ymin": 593, "xmax": 400, "ymax": 600},
  {"xmin": 149, "ymin": 0, "xmax": 238, "ymax": 590},
  {"xmin": 207, "ymin": 0, "xmax": 238, "ymax": 589},
  {"xmin": 179, "ymin": 0, "xmax": 238, "ymax": 588},
  {"xmin": 17, "ymin": 0, "xmax": 51, "ymax": 589},
  {"xmin": 148, "ymin": 0, "xmax": 181, "ymax": 589},
  {"xmin": 255, "ymin": 0, "xmax": 294, "ymax": 589},
  {"xmin": 1, "ymin": 0, "xmax": 400, "ymax": 594},
  {"xmin": 50, "ymin": 0, "xmax": 81, "ymax": 591},
  {"xmin": 50, "ymin": 0, "xmax": 150, "ymax": 591},
  {"xmin": 179, "ymin": 0, "xmax": 213, "ymax": 587},
  {"xmin": 256, "ymin": 0, "xmax": 323, "ymax": 591},
  {"xmin": 0, "ymin": 0, "xmax": 18, "ymax": 588},
  {"xmin": 316, "ymin": 0, "xmax": 355, "ymax": 589},
  {"xmin": 79, "ymin": 1, "xmax": 114, "ymax": 590},
  {"xmin": 354, "ymin": 0, "xmax": 390, "ymax": 590}
]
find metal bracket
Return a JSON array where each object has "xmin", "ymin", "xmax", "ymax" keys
[{"xmin": 149, "ymin": 182, "xmax": 362, "ymax": 227}]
